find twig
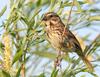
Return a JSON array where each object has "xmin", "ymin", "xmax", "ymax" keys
[
  {"xmin": 21, "ymin": 63, "xmax": 25, "ymax": 77},
  {"xmin": 62, "ymin": 0, "xmax": 74, "ymax": 36}
]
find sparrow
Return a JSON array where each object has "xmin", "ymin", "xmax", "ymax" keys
[{"xmin": 42, "ymin": 12, "xmax": 93, "ymax": 71}]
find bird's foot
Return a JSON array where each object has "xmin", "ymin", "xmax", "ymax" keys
[
  {"xmin": 54, "ymin": 57, "xmax": 62, "ymax": 68},
  {"xmin": 54, "ymin": 51, "xmax": 63, "ymax": 69}
]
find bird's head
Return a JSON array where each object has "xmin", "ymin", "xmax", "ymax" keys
[{"xmin": 42, "ymin": 12, "xmax": 61, "ymax": 25}]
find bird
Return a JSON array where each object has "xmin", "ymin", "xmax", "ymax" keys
[{"xmin": 42, "ymin": 12, "xmax": 93, "ymax": 72}]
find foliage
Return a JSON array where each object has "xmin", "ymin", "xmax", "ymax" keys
[{"xmin": 0, "ymin": 0, "xmax": 100, "ymax": 77}]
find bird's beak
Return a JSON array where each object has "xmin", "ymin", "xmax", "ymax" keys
[{"xmin": 42, "ymin": 17, "xmax": 47, "ymax": 21}]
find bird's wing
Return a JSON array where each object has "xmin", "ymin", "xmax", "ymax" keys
[{"xmin": 64, "ymin": 29, "xmax": 84, "ymax": 56}]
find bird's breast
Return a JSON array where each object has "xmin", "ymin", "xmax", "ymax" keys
[{"xmin": 45, "ymin": 27, "xmax": 63, "ymax": 50}]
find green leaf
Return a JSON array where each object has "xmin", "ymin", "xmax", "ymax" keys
[
  {"xmin": 21, "ymin": 17, "xmax": 29, "ymax": 26},
  {"xmin": 37, "ymin": 0, "xmax": 42, "ymax": 6},
  {"xmin": 63, "ymin": 1, "xmax": 84, "ymax": 7},
  {"xmin": 29, "ymin": 9, "xmax": 41, "ymax": 27},
  {"xmin": 12, "ymin": 50, "xmax": 23, "ymax": 65},
  {"xmin": 88, "ymin": 42, "xmax": 99, "ymax": 55},
  {"xmin": 49, "ymin": 0, "xmax": 56, "ymax": 11},
  {"xmin": 74, "ymin": 0, "xmax": 82, "ymax": 12},
  {"xmin": 38, "ymin": 73, "xmax": 45, "ymax": 77},
  {"xmin": 32, "ymin": 51, "xmax": 70, "ymax": 61},
  {"xmin": 0, "ymin": 6, "xmax": 7, "ymax": 17},
  {"xmin": 15, "ymin": 66, "xmax": 22, "ymax": 77},
  {"xmin": 88, "ymin": 16, "xmax": 100, "ymax": 21},
  {"xmin": 84, "ymin": 35, "xmax": 100, "ymax": 56},
  {"xmin": 51, "ymin": 68, "xmax": 59, "ymax": 77},
  {"xmin": 80, "ymin": 74, "xmax": 85, "ymax": 77},
  {"xmin": 32, "ymin": 51, "xmax": 56, "ymax": 59},
  {"xmin": 89, "ymin": 72, "xmax": 98, "ymax": 77},
  {"xmin": 2, "ymin": 70, "xmax": 11, "ymax": 77},
  {"xmin": 10, "ymin": 0, "xmax": 14, "ymax": 7}
]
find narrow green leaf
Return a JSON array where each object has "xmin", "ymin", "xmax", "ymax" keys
[
  {"xmin": 2, "ymin": 70, "xmax": 11, "ymax": 77},
  {"xmin": 74, "ymin": 0, "xmax": 82, "ymax": 12},
  {"xmin": 38, "ymin": 73, "xmax": 45, "ymax": 77},
  {"xmin": 51, "ymin": 68, "xmax": 59, "ymax": 77},
  {"xmin": 87, "ymin": 35, "xmax": 100, "ymax": 55},
  {"xmin": 49, "ymin": 0, "xmax": 56, "ymax": 11},
  {"xmin": 15, "ymin": 66, "xmax": 22, "ymax": 77},
  {"xmin": 32, "ymin": 51, "xmax": 70, "ymax": 61},
  {"xmin": 21, "ymin": 17, "xmax": 29, "ymax": 26},
  {"xmin": 32, "ymin": 51, "xmax": 56, "ymax": 59},
  {"xmin": 84, "ymin": 35, "xmax": 100, "ymax": 56},
  {"xmin": 89, "ymin": 72, "xmax": 98, "ymax": 77},
  {"xmin": 88, "ymin": 16, "xmax": 100, "ymax": 21},
  {"xmin": 10, "ymin": 0, "xmax": 14, "ymax": 7},
  {"xmin": 29, "ymin": 9, "xmax": 41, "ymax": 27},
  {"xmin": 80, "ymin": 74, "xmax": 85, "ymax": 77},
  {"xmin": 12, "ymin": 50, "xmax": 23, "ymax": 65},
  {"xmin": 0, "ymin": 6, "xmax": 7, "ymax": 17},
  {"xmin": 37, "ymin": 0, "xmax": 42, "ymax": 6},
  {"xmin": 63, "ymin": 1, "xmax": 84, "ymax": 7}
]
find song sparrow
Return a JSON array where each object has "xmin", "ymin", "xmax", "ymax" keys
[{"xmin": 42, "ymin": 12, "xmax": 93, "ymax": 71}]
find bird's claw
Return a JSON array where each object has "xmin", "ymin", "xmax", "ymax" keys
[{"xmin": 54, "ymin": 51, "xmax": 63, "ymax": 69}]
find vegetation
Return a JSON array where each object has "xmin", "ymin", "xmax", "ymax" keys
[{"xmin": 0, "ymin": 0, "xmax": 100, "ymax": 77}]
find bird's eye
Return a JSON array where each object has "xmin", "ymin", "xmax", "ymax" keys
[{"xmin": 50, "ymin": 15, "xmax": 53, "ymax": 17}]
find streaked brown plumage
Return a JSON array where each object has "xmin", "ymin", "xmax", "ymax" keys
[{"xmin": 42, "ymin": 12, "xmax": 93, "ymax": 71}]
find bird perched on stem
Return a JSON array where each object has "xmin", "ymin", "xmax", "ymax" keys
[{"xmin": 42, "ymin": 12, "xmax": 93, "ymax": 72}]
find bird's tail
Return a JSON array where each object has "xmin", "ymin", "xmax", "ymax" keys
[{"xmin": 82, "ymin": 56, "xmax": 94, "ymax": 72}]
